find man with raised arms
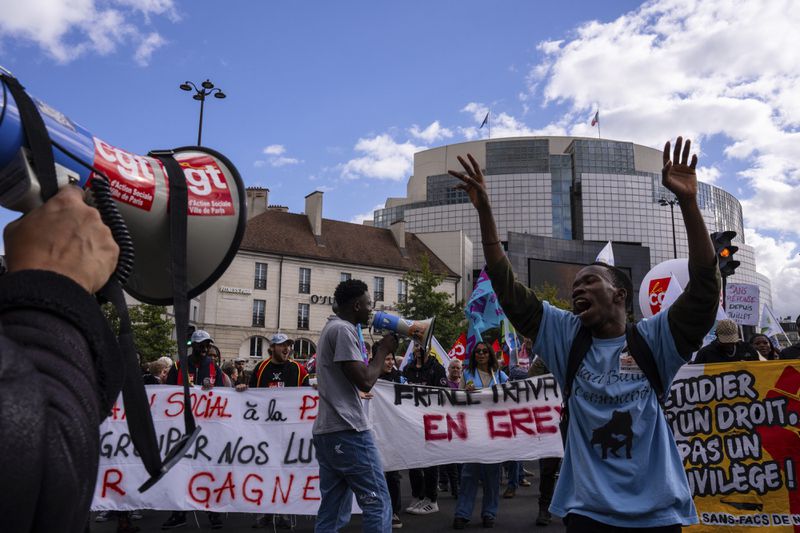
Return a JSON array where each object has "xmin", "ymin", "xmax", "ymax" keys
[{"xmin": 449, "ymin": 137, "xmax": 720, "ymax": 532}]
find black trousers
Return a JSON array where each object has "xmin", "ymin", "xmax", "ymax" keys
[
  {"xmin": 538, "ymin": 457, "xmax": 560, "ymax": 506},
  {"xmin": 565, "ymin": 514, "xmax": 681, "ymax": 533},
  {"xmin": 385, "ymin": 470, "xmax": 402, "ymax": 514},
  {"xmin": 409, "ymin": 466, "xmax": 438, "ymax": 502}
]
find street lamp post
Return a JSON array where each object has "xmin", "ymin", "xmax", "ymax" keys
[
  {"xmin": 179, "ymin": 79, "xmax": 226, "ymax": 146},
  {"xmin": 659, "ymin": 197, "xmax": 678, "ymax": 259}
]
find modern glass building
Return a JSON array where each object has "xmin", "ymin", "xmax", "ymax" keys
[{"xmin": 373, "ymin": 136, "xmax": 772, "ymax": 312}]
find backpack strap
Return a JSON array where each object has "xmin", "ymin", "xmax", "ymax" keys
[
  {"xmin": 625, "ymin": 323, "xmax": 666, "ymax": 404},
  {"xmin": 560, "ymin": 326, "xmax": 593, "ymax": 445}
]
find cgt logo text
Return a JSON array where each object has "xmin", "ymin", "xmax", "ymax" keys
[{"xmin": 648, "ymin": 277, "xmax": 671, "ymax": 315}]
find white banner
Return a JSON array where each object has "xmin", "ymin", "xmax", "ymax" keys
[
  {"xmin": 726, "ymin": 283, "xmax": 760, "ymax": 326},
  {"xmin": 370, "ymin": 377, "xmax": 564, "ymax": 471},
  {"xmin": 92, "ymin": 378, "xmax": 563, "ymax": 514}
]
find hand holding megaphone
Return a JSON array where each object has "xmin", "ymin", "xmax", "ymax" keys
[
  {"xmin": 373, "ymin": 332, "xmax": 399, "ymax": 358},
  {"xmin": 371, "ymin": 311, "xmax": 436, "ymax": 354}
]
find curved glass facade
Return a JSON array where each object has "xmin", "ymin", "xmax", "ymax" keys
[{"xmin": 373, "ymin": 136, "xmax": 765, "ymax": 292}]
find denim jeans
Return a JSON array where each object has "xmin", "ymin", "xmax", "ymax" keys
[
  {"xmin": 314, "ymin": 429, "xmax": 392, "ymax": 533},
  {"xmin": 454, "ymin": 463, "xmax": 501, "ymax": 520},
  {"xmin": 503, "ymin": 461, "xmax": 521, "ymax": 489}
]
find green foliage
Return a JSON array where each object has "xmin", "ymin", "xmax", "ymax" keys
[
  {"xmin": 533, "ymin": 282, "xmax": 572, "ymax": 311},
  {"xmin": 102, "ymin": 303, "xmax": 177, "ymax": 363},
  {"xmin": 396, "ymin": 255, "xmax": 465, "ymax": 350}
]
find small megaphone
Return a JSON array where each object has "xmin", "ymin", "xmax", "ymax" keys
[
  {"xmin": 0, "ymin": 68, "xmax": 246, "ymax": 304},
  {"xmin": 372, "ymin": 311, "xmax": 436, "ymax": 353}
]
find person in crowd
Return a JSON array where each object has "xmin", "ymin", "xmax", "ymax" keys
[
  {"xmin": 234, "ymin": 358, "xmax": 249, "ymax": 384},
  {"xmin": 250, "ymin": 333, "xmax": 310, "ymax": 388},
  {"xmin": 449, "ymin": 137, "xmax": 720, "ymax": 531},
  {"xmin": 221, "ymin": 361, "xmax": 237, "ymax": 386},
  {"xmin": 142, "ymin": 357, "xmax": 171, "ymax": 385},
  {"xmin": 312, "ymin": 279, "xmax": 397, "ymax": 532},
  {"xmin": 162, "ymin": 329, "xmax": 224, "ymax": 530},
  {"xmin": 692, "ymin": 319, "xmax": 759, "ymax": 364},
  {"xmin": 446, "ymin": 358, "xmax": 463, "ymax": 389},
  {"xmin": 403, "ymin": 342, "xmax": 448, "ymax": 515},
  {"xmin": 0, "ymin": 185, "xmax": 122, "ymax": 531},
  {"xmin": 247, "ymin": 333, "xmax": 309, "ymax": 529},
  {"xmin": 378, "ymin": 348, "xmax": 405, "ymax": 528},
  {"xmin": 208, "ymin": 343, "xmax": 223, "ymax": 369},
  {"xmin": 438, "ymin": 358, "xmax": 464, "ymax": 498},
  {"xmin": 461, "ymin": 341, "xmax": 508, "ymax": 391},
  {"xmin": 527, "ymin": 354, "xmax": 560, "ymax": 526},
  {"xmin": 453, "ymin": 342, "xmax": 508, "ymax": 529},
  {"xmin": 780, "ymin": 316, "xmax": 800, "ymax": 359},
  {"xmin": 749, "ymin": 333, "xmax": 781, "ymax": 360}
]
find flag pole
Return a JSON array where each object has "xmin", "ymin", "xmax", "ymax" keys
[
  {"xmin": 597, "ymin": 106, "xmax": 601, "ymax": 139},
  {"xmin": 488, "ymin": 110, "xmax": 491, "ymax": 139}
]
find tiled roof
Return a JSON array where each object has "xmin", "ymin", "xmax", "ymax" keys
[{"xmin": 240, "ymin": 210, "xmax": 458, "ymax": 278}]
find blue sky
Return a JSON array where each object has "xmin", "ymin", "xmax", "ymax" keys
[{"xmin": 1, "ymin": 0, "xmax": 799, "ymax": 318}]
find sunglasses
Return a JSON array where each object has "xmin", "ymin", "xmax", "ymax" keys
[{"xmin": 475, "ymin": 349, "xmax": 490, "ymax": 354}]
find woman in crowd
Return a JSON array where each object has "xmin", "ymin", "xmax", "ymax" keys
[
  {"xmin": 750, "ymin": 333, "xmax": 781, "ymax": 360},
  {"xmin": 378, "ymin": 349, "xmax": 405, "ymax": 528},
  {"xmin": 454, "ymin": 342, "xmax": 508, "ymax": 529}
]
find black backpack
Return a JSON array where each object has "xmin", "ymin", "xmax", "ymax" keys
[{"xmin": 559, "ymin": 323, "xmax": 665, "ymax": 444}]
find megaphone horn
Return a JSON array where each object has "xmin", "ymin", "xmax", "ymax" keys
[{"xmin": 372, "ymin": 311, "xmax": 436, "ymax": 353}]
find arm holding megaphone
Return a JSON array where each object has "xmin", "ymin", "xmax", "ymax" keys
[
  {"xmin": 0, "ymin": 185, "xmax": 123, "ymax": 531},
  {"xmin": 4, "ymin": 186, "xmax": 119, "ymax": 293}
]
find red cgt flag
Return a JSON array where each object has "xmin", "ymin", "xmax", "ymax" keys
[{"xmin": 448, "ymin": 332, "xmax": 467, "ymax": 360}]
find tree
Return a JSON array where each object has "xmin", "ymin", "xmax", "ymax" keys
[
  {"xmin": 102, "ymin": 303, "xmax": 177, "ymax": 363},
  {"xmin": 396, "ymin": 255, "xmax": 465, "ymax": 350},
  {"xmin": 533, "ymin": 282, "xmax": 572, "ymax": 311}
]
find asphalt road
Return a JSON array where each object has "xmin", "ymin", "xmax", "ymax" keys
[{"xmin": 91, "ymin": 461, "xmax": 566, "ymax": 532}]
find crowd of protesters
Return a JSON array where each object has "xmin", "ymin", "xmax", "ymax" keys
[{"xmin": 92, "ymin": 300, "xmax": 798, "ymax": 533}]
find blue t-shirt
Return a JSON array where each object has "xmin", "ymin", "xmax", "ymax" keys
[
  {"xmin": 462, "ymin": 367, "xmax": 508, "ymax": 388},
  {"xmin": 534, "ymin": 301, "xmax": 697, "ymax": 527}
]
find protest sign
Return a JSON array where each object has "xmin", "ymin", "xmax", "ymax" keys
[
  {"xmin": 92, "ymin": 386, "xmax": 324, "ymax": 514},
  {"xmin": 726, "ymin": 283, "xmax": 760, "ymax": 326},
  {"xmin": 370, "ymin": 377, "xmax": 564, "ymax": 471},
  {"xmin": 668, "ymin": 362, "xmax": 800, "ymax": 531}
]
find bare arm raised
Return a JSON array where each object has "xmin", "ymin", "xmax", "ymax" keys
[
  {"xmin": 662, "ymin": 136, "xmax": 721, "ymax": 356},
  {"xmin": 448, "ymin": 154, "xmax": 544, "ymax": 341}
]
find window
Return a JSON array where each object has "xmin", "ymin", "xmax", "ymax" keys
[
  {"xmin": 373, "ymin": 277, "xmax": 384, "ymax": 302},
  {"xmin": 295, "ymin": 338, "xmax": 317, "ymax": 359},
  {"xmin": 397, "ymin": 279, "xmax": 408, "ymax": 304},
  {"xmin": 299, "ymin": 267, "xmax": 311, "ymax": 294},
  {"xmin": 297, "ymin": 303, "xmax": 310, "ymax": 330},
  {"xmin": 340, "ymin": 272, "xmax": 352, "ymax": 282},
  {"xmin": 249, "ymin": 336, "xmax": 266, "ymax": 358},
  {"xmin": 252, "ymin": 299, "xmax": 265, "ymax": 327},
  {"xmin": 254, "ymin": 262, "xmax": 267, "ymax": 290}
]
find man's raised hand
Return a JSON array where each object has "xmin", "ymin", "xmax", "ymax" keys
[
  {"xmin": 448, "ymin": 154, "xmax": 490, "ymax": 211},
  {"xmin": 662, "ymin": 136, "xmax": 699, "ymax": 203}
]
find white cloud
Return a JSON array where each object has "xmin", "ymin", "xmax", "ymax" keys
[
  {"xmin": 745, "ymin": 228, "xmax": 800, "ymax": 317},
  {"xmin": 350, "ymin": 203, "xmax": 385, "ymax": 224},
  {"xmin": 257, "ymin": 144, "xmax": 302, "ymax": 167},
  {"xmin": 315, "ymin": 185, "xmax": 335, "ymax": 193},
  {"xmin": 0, "ymin": 0, "xmax": 176, "ymax": 64},
  {"xmin": 696, "ymin": 166, "xmax": 721, "ymax": 185},
  {"xmin": 263, "ymin": 144, "xmax": 286, "ymax": 155},
  {"xmin": 341, "ymin": 134, "xmax": 426, "ymax": 181},
  {"xmin": 270, "ymin": 156, "xmax": 300, "ymax": 167},
  {"xmin": 524, "ymin": 0, "xmax": 800, "ymax": 316},
  {"xmin": 133, "ymin": 32, "xmax": 165, "ymax": 66},
  {"xmin": 409, "ymin": 121, "xmax": 453, "ymax": 143}
]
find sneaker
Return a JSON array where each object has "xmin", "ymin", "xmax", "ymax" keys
[
  {"xmin": 519, "ymin": 478, "xmax": 532, "ymax": 487},
  {"xmin": 482, "ymin": 516, "xmax": 495, "ymax": 528},
  {"xmin": 409, "ymin": 498, "xmax": 439, "ymax": 515},
  {"xmin": 405, "ymin": 498, "xmax": 424, "ymax": 513},
  {"xmin": 392, "ymin": 514, "xmax": 403, "ymax": 529},
  {"xmin": 453, "ymin": 517, "xmax": 469, "ymax": 530},
  {"xmin": 130, "ymin": 511, "xmax": 143, "ymax": 520},
  {"xmin": 523, "ymin": 468, "xmax": 534, "ymax": 477},
  {"xmin": 96, "ymin": 511, "xmax": 113, "ymax": 522},
  {"xmin": 208, "ymin": 512, "xmax": 223, "ymax": 530},
  {"xmin": 161, "ymin": 512, "xmax": 187, "ymax": 530},
  {"xmin": 535, "ymin": 506, "xmax": 552, "ymax": 526},
  {"xmin": 503, "ymin": 487, "xmax": 516, "ymax": 499}
]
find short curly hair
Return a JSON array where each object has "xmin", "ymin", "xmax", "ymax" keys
[
  {"xmin": 590, "ymin": 262, "xmax": 633, "ymax": 309},
  {"xmin": 334, "ymin": 279, "xmax": 369, "ymax": 308}
]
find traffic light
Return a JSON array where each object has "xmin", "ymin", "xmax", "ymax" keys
[{"xmin": 711, "ymin": 231, "xmax": 740, "ymax": 277}]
